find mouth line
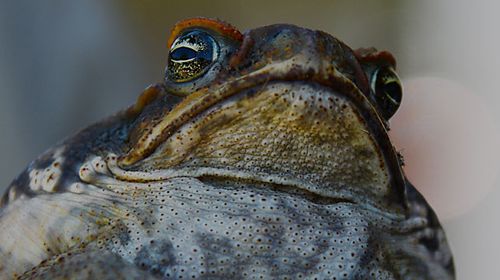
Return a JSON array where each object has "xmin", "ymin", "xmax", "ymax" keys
[
  {"xmin": 104, "ymin": 81, "xmax": 373, "ymax": 204},
  {"xmin": 119, "ymin": 65, "xmax": 374, "ymax": 167},
  {"xmin": 198, "ymin": 175, "xmax": 358, "ymax": 206},
  {"xmin": 118, "ymin": 62, "xmax": 406, "ymax": 209},
  {"xmin": 104, "ymin": 155, "xmax": 361, "ymax": 204}
]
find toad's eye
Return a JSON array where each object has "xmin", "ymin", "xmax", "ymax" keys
[
  {"xmin": 167, "ymin": 30, "xmax": 218, "ymax": 83},
  {"xmin": 371, "ymin": 67, "xmax": 402, "ymax": 120}
]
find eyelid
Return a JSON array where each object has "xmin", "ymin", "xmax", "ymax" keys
[
  {"xmin": 370, "ymin": 67, "xmax": 380, "ymax": 93},
  {"xmin": 171, "ymin": 39, "xmax": 203, "ymax": 52}
]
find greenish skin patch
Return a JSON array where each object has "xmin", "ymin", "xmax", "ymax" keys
[{"xmin": 0, "ymin": 19, "xmax": 454, "ymax": 279}]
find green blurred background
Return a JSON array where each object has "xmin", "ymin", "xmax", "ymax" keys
[{"xmin": 1, "ymin": 0, "xmax": 499, "ymax": 278}]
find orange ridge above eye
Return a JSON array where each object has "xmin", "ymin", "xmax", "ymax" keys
[
  {"xmin": 354, "ymin": 47, "xmax": 397, "ymax": 69},
  {"xmin": 167, "ymin": 17, "xmax": 243, "ymax": 48}
]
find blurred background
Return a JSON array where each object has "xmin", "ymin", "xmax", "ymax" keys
[{"xmin": 1, "ymin": 0, "xmax": 499, "ymax": 278}]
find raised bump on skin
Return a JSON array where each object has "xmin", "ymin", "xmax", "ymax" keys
[{"xmin": 28, "ymin": 147, "xmax": 65, "ymax": 193}]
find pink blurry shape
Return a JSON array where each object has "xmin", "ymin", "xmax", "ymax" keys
[{"xmin": 389, "ymin": 77, "xmax": 500, "ymax": 220}]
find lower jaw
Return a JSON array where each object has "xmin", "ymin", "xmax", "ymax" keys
[
  {"xmin": 103, "ymin": 157, "xmax": 367, "ymax": 208},
  {"xmin": 109, "ymin": 81, "xmax": 398, "ymax": 212}
]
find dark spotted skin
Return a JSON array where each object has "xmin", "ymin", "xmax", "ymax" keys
[
  {"xmin": 0, "ymin": 89, "xmax": 183, "ymax": 207},
  {"xmin": 0, "ymin": 19, "xmax": 454, "ymax": 279}
]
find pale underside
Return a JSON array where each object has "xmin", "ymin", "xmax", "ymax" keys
[{"xmin": 2, "ymin": 177, "xmax": 449, "ymax": 279}]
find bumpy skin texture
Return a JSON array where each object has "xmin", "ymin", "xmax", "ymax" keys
[{"xmin": 0, "ymin": 19, "xmax": 454, "ymax": 279}]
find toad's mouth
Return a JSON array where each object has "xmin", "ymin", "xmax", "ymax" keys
[{"xmin": 104, "ymin": 64, "xmax": 406, "ymax": 212}]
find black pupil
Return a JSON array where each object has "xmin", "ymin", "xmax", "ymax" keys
[
  {"xmin": 171, "ymin": 47, "xmax": 197, "ymax": 61},
  {"xmin": 383, "ymin": 82, "xmax": 402, "ymax": 103}
]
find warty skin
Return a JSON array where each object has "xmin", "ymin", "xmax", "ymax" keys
[{"xmin": 0, "ymin": 18, "xmax": 454, "ymax": 279}]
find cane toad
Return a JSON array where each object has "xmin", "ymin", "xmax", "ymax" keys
[{"xmin": 0, "ymin": 18, "xmax": 454, "ymax": 279}]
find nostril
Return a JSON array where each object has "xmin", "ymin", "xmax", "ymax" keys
[{"xmin": 271, "ymin": 28, "xmax": 294, "ymax": 41}]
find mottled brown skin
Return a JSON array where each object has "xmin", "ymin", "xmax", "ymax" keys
[{"xmin": 0, "ymin": 19, "xmax": 454, "ymax": 279}]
